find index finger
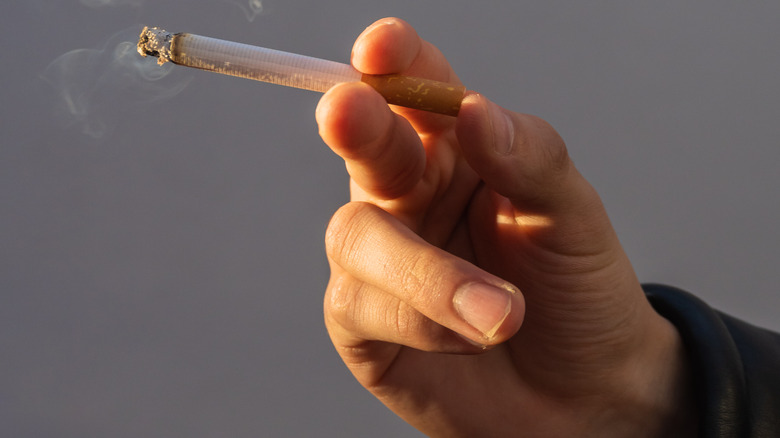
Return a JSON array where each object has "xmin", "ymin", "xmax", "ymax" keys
[{"xmin": 351, "ymin": 17, "xmax": 463, "ymax": 133}]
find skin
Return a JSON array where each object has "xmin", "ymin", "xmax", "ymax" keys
[{"xmin": 316, "ymin": 18, "xmax": 696, "ymax": 437}]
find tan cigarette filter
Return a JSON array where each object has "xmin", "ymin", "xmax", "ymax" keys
[{"xmin": 361, "ymin": 74, "xmax": 466, "ymax": 116}]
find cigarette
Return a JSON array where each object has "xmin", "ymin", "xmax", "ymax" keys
[{"xmin": 137, "ymin": 27, "xmax": 466, "ymax": 116}]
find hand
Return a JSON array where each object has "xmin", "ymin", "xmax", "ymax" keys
[{"xmin": 316, "ymin": 18, "xmax": 695, "ymax": 437}]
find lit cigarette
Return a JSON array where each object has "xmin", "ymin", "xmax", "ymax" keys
[{"xmin": 137, "ymin": 27, "xmax": 466, "ymax": 116}]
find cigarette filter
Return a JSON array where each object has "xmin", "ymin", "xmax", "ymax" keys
[{"xmin": 137, "ymin": 27, "xmax": 466, "ymax": 116}]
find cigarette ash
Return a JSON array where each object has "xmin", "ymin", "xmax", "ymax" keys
[{"xmin": 137, "ymin": 27, "xmax": 175, "ymax": 65}]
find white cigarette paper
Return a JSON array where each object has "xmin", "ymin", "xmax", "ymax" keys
[{"xmin": 137, "ymin": 27, "xmax": 466, "ymax": 116}]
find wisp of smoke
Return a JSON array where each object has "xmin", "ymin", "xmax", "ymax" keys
[
  {"xmin": 79, "ymin": 0, "xmax": 145, "ymax": 7},
  {"xmin": 41, "ymin": 27, "xmax": 192, "ymax": 139},
  {"xmin": 223, "ymin": 0, "xmax": 271, "ymax": 22},
  {"xmin": 27, "ymin": 0, "xmax": 144, "ymax": 12}
]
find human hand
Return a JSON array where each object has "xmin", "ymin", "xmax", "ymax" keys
[{"xmin": 316, "ymin": 18, "xmax": 695, "ymax": 437}]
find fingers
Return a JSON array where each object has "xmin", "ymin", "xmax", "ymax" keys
[
  {"xmin": 351, "ymin": 18, "xmax": 458, "ymax": 84},
  {"xmin": 324, "ymin": 202, "xmax": 525, "ymax": 348},
  {"xmin": 325, "ymin": 272, "xmax": 466, "ymax": 353},
  {"xmin": 316, "ymin": 82, "xmax": 425, "ymax": 200},
  {"xmin": 316, "ymin": 17, "xmax": 464, "ymax": 200},
  {"xmin": 350, "ymin": 17, "xmax": 461, "ymax": 133}
]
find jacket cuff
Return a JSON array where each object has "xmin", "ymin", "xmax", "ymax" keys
[{"xmin": 643, "ymin": 284, "xmax": 747, "ymax": 437}]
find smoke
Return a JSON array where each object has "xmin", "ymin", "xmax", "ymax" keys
[
  {"xmin": 33, "ymin": 0, "xmax": 268, "ymax": 19},
  {"xmin": 26, "ymin": 0, "xmax": 145, "ymax": 12},
  {"xmin": 79, "ymin": 0, "xmax": 145, "ymax": 7},
  {"xmin": 41, "ymin": 27, "xmax": 192, "ymax": 139},
  {"xmin": 223, "ymin": 0, "xmax": 271, "ymax": 22}
]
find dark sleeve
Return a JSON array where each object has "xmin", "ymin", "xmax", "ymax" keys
[{"xmin": 644, "ymin": 284, "xmax": 780, "ymax": 438}]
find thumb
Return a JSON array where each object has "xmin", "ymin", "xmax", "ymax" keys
[
  {"xmin": 455, "ymin": 93, "xmax": 589, "ymax": 214},
  {"xmin": 456, "ymin": 92, "xmax": 620, "ymax": 262}
]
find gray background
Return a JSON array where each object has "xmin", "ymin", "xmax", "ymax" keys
[{"xmin": 3, "ymin": 1, "xmax": 779, "ymax": 436}]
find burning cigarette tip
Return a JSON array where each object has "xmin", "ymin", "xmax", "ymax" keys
[{"xmin": 137, "ymin": 27, "xmax": 174, "ymax": 65}]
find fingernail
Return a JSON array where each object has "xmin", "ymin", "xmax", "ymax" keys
[
  {"xmin": 453, "ymin": 283, "xmax": 514, "ymax": 340},
  {"xmin": 486, "ymin": 98, "xmax": 515, "ymax": 155},
  {"xmin": 361, "ymin": 18, "xmax": 399, "ymax": 37},
  {"xmin": 457, "ymin": 333, "xmax": 489, "ymax": 350}
]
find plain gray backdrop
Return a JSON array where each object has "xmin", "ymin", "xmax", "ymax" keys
[{"xmin": 3, "ymin": 1, "xmax": 779, "ymax": 436}]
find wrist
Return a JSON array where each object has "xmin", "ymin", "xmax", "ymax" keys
[{"xmin": 593, "ymin": 312, "xmax": 698, "ymax": 437}]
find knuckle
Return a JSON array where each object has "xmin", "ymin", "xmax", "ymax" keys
[
  {"xmin": 368, "ymin": 156, "xmax": 423, "ymax": 199},
  {"xmin": 389, "ymin": 299, "xmax": 423, "ymax": 342},
  {"xmin": 348, "ymin": 115, "xmax": 424, "ymax": 200},
  {"xmin": 536, "ymin": 121, "xmax": 571, "ymax": 181},
  {"xmin": 394, "ymin": 245, "xmax": 447, "ymax": 307},
  {"xmin": 324, "ymin": 202, "xmax": 377, "ymax": 265},
  {"xmin": 324, "ymin": 275, "xmax": 361, "ymax": 329},
  {"xmin": 324, "ymin": 272, "xmax": 399, "ymax": 324},
  {"xmin": 523, "ymin": 116, "xmax": 570, "ymax": 179},
  {"xmin": 510, "ymin": 115, "xmax": 572, "ymax": 202}
]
